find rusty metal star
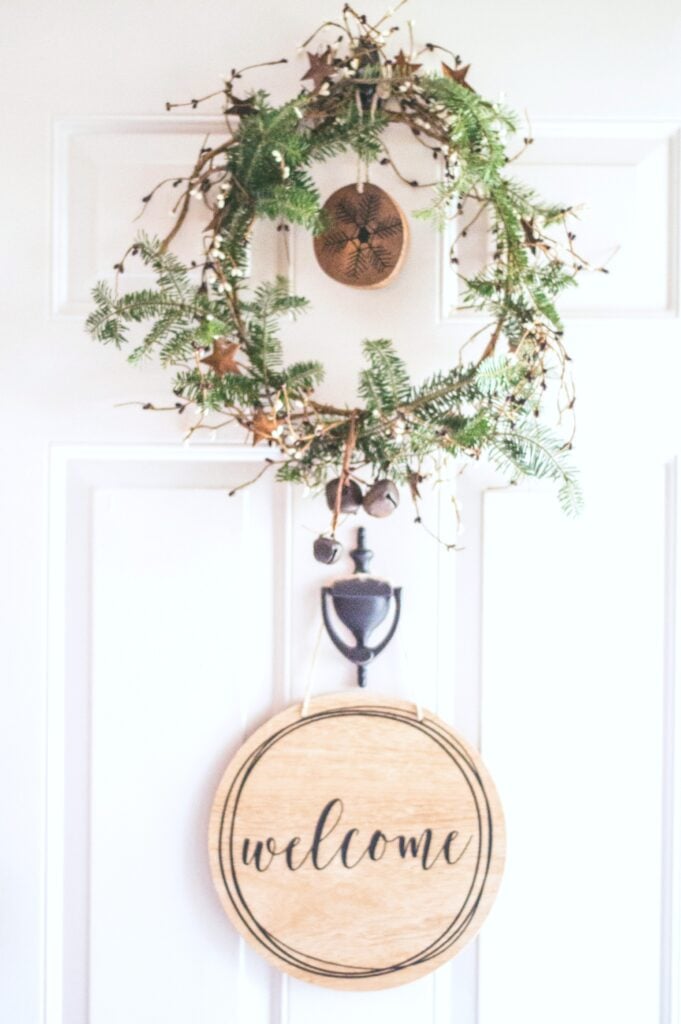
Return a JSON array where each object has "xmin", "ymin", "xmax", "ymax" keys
[
  {"xmin": 251, "ymin": 409, "xmax": 280, "ymax": 445},
  {"xmin": 393, "ymin": 50, "xmax": 422, "ymax": 78},
  {"xmin": 301, "ymin": 49, "xmax": 335, "ymax": 92},
  {"xmin": 441, "ymin": 62, "xmax": 475, "ymax": 93},
  {"xmin": 201, "ymin": 338, "xmax": 241, "ymax": 376}
]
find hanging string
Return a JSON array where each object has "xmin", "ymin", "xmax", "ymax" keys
[
  {"xmin": 355, "ymin": 154, "xmax": 370, "ymax": 194},
  {"xmin": 331, "ymin": 412, "xmax": 356, "ymax": 535},
  {"xmin": 356, "ymin": 152, "xmax": 365, "ymax": 194},
  {"xmin": 300, "ymin": 615, "xmax": 325, "ymax": 718},
  {"xmin": 396, "ymin": 628, "xmax": 424, "ymax": 722},
  {"xmin": 355, "ymin": 85, "xmax": 378, "ymax": 194},
  {"xmin": 277, "ymin": 220, "xmax": 292, "ymax": 283},
  {"xmin": 354, "ymin": 88, "xmax": 365, "ymax": 194}
]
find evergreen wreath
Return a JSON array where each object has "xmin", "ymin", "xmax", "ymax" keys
[{"xmin": 87, "ymin": 3, "xmax": 601, "ymax": 544}]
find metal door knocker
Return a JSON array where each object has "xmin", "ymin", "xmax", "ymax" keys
[{"xmin": 321, "ymin": 527, "xmax": 401, "ymax": 686}]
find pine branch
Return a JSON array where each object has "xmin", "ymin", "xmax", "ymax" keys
[
  {"xmin": 488, "ymin": 420, "xmax": 582, "ymax": 515},
  {"xmin": 359, "ymin": 339, "xmax": 411, "ymax": 413}
]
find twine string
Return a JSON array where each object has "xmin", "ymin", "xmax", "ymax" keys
[
  {"xmin": 300, "ymin": 615, "xmax": 325, "ymax": 718},
  {"xmin": 396, "ymin": 627, "xmax": 424, "ymax": 721}
]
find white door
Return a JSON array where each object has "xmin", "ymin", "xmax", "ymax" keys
[{"xmin": 2, "ymin": 2, "xmax": 680, "ymax": 1022}]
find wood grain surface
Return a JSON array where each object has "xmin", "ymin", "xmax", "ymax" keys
[
  {"xmin": 208, "ymin": 692, "xmax": 505, "ymax": 990},
  {"xmin": 313, "ymin": 184, "xmax": 409, "ymax": 289}
]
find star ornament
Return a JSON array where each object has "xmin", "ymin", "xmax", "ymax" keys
[
  {"xmin": 224, "ymin": 95, "xmax": 258, "ymax": 118},
  {"xmin": 393, "ymin": 50, "xmax": 422, "ymax": 78},
  {"xmin": 201, "ymin": 338, "xmax": 241, "ymax": 376},
  {"xmin": 441, "ymin": 61, "xmax": 475, "ymax": 93},
  {"xmin": 251, "ymin": 409, "xmax": 280, "ymax": 445},
  {"xmin": 301, "ymin": 49, "xmax": 335, "ymax": 92}
]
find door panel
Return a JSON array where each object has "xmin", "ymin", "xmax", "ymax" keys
[{"xmin": 2, "ymin": 1, "xmax": 681, "ymax": 1022}]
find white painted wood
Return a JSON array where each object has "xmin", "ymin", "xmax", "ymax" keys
[
  {"xmin": 2, "ymin": 1, "xmax": 681, "ymax": 1022},
  {"xmin": 480, "ymin": 484, "xmax": 664, "ymax": 1023},
  {"xmin": 666, "ymin": 458, "xmax": 681, "ymax": 1024},
  {"xmin": 90, "ymin": 487, "xmax": 249, "ymax": 1021},
  {"xmin": 45, "ymin": 451, "xmax": 289, "ymax": 1024},
  {"xmin": 441, "ymin": 121, "xmax": 681, "ymax": 320},
  {"xmin": 53, "ymin": 116, "xmax": 289, "ymax": 316},
  {"xmin": 53, "ymin": 116, "xmax": 221, "ymax": 315}
]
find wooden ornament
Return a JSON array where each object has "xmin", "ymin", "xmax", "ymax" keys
[
  {"xmin": 313, "ymin": 184, "xmax": 409, "ymax": 289},
  {"xmin": 208, "ymin": 692, "xmax": 505, "ymax": 990}
]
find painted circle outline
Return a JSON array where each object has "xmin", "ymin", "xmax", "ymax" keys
[{"xmin": 216, "ymin": 704, "xmax": 496, "ymax": 981}]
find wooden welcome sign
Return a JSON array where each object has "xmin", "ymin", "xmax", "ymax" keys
[{"xmin": 208, "ymin": 693, "xmax": 505, "ymax": 990}]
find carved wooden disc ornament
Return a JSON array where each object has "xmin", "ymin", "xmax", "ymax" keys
[
  {"xmin": 208, "ymin": 692, "xmax": 505, "ymax": 990},
  {"xmin": 313, "ymin": 183, "xmax": 409, "ymax": 288}
]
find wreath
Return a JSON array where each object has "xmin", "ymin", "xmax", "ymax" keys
[{"xmin": 87, "ymin": 4, "xmax": 596, "ymax": 559}]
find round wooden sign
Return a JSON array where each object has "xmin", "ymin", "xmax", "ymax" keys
[
  {"xmin": 208, "ymin": 693, "xmax": 505, "ymax": 990},
  {"xmin": 313, "ymin": 183, "xmax": 409, "ymax": 288}
]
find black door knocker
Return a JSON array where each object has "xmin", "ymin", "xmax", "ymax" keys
[{"xmin": 321, "ymin": 527, "xmax": 402, "ymax": 687}]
